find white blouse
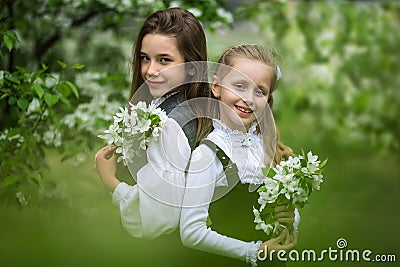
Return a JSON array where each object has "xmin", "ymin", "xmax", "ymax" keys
[
  {"xmin": 180, "ymin": 120, "xmax": 300, "ymax": 266},
  {"xmin": 112, "ymin": 96, "xmax": 191, "ymax": 240}
]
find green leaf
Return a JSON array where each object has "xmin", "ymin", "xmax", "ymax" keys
[
  {"xmin": 4, "ymin": 175, "xmax": 21, "ymax": 187},
  {"xmin": 44, "ymin": 93, "xmax": 59, "ymax": 107},
  {"xmin": 8, "ymin": 96, "xmax": 16, "ymax": 105},
  {"xmin": 59, "ymin": 96, "xmax": 71, "ymax": 108},
  {"xmin": 18, "ymin": 117, "xmax": 31, "ymax": 124},
  {"xmin": 300, "ymin": 158, "xmax": 307, "ymax": 168},
  {"xmin": 261, "ymin": 167, "xmax": 269, "ymax": 176},
  {"xmin": 65, "ymin": 81, "xmax": 79, "ymax": 98},
  {"xmin": 7, "ymin": 127, "xmax": 21, "ymax": 137},
  {"xmin": 17, "ymin": 98, "xmax": 29, "ymax": 110},
  {"xmin": 265, "ymin": 167, "xmax": 276, "ymax": 178},
  {"xmin": 31, "ymin": 67, "xmax": 47, "ymax": 83},
  {"xmin": 56, "ymin": 83, "xmax": 70, "ymax": 98},
  {"xmin": 319, "ymin": 158, "xmax": 328, "ymax": 169},
  {"xmin": 3, "ymin": 34, "xmax": 12, "ymax": 51},
  {"xmin": 32, "ymin": 84, "xmax": 44, "ymax": 99},
  {"xmin": 57, "ymin": 60, "xmax": 67, "ymax": 69},
  {"xmin": 257, "ymin": 185, "xmax": 266, "ymax": 192},
  {"xmin": 0, "ymin": 93, "xmax": 9, "ymax": 100},
  {"xmin": 32, "ymin": 171, "xmax": 43, "ymax": 187},
  {"xmin": 71, "ymin": 63, "xmax": 85, "ymax": 69},
  {"xmin": 5, "ymin": 76, "xmax": 20, "ymax": 85}
]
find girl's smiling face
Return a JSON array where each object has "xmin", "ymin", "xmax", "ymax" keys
[
  {"xmin": 212, "ymin": 58, "xmax": 273, "ymax": 132},
  {"xmin": 140, "ymin": 34, "xmax": 186, "ymax": 98}
]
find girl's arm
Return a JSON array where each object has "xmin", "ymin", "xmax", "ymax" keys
[{"xmin": 180, "ymin": 144, "xmax": 262, "ymax": 264}]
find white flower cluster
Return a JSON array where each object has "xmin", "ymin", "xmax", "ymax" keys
[
  {"xmin": 98, "ymin": 101, "xmax": 167, "ymax": 165},
  {"xmin": 253, "ymin": 151, "xmax": 327, "ymax": 236}
]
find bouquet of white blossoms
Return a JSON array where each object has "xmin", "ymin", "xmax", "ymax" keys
[
  {"xmin": 253, "ymin": 151, "xmax": 327, "ymax": 237},
  {"xmin": 98, "ymin": 101, "xmax": 168, "ymax": 165}
]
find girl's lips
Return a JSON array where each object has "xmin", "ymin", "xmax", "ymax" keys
[
  {"xmin": 147, "ymin": 81, "xmax": 165, "ymax": 88},
  {"xmin": 235, "ymin": 105, "xmax": 253, "ymax": 116}
]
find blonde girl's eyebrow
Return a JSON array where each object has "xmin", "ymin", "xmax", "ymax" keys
[{"xmin": 231, "ymin": 78, "xmax": 250, "ymax": 85}]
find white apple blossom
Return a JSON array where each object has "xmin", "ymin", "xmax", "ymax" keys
[
  {"xmin": 135, "ymin": 118, "xmax": 152, "ymax": 133},
  {"xmin": 98, "ymin": 101, "xmax": 168, "ymax": 165},
  {"xmin": 253, "ymin": 151, "xmax": 327, "ymax": 237},
  {"xmin": 216, "ymin": 8, "xmax": 234, "ymax": 24},
  {"xmin": 43, "ymin": 126, "xmax": 62, "ymax": 147}
]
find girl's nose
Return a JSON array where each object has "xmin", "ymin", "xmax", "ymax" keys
[
  {"xmin": 241, "ymin": 90, "xmax": 254, "ymax": 106},
  {"xmin": 146, "ymin": 61, "xmax": 159, "ymax": 77}
]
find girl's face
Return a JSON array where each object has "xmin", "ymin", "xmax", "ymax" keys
[
  {"xmin": 212, "ymin": 58, "xmax": 273, "ymax": 132},
  {"xmin": 140, "ymin": 34, "xmax": 186, "ymax": 98}
]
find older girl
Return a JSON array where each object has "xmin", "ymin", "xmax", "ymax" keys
[{"xmin": 95, "ymin": 7, "xmax": 209, "ymax": 240}]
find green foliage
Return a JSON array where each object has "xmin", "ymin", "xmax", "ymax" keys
[
  {"xmin": 0, "ymin": 0, "xmax": 233, "ymax": 70},
  {"xmin": 239, "ymin": 1, "xmax": 400, "ymax": 153},
  {"xmin": 0, "ymin": 61, "xmax": 83, "ymax": 205},
  {"xmin": 0, "ymin": 0, "xmax": 233, "ymax": 206}
]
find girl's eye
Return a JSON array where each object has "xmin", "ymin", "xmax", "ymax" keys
[
  {"xmin": 234, "ymin": 84, "xmax": 245, "ymax": 90},
  {"xmin": 254, "ymin": 88, "xmax": 267, "ymax": 96},
  {"xmin": 160, "ymin": 57, "xmax": 171, "ymax": 63},
  {"xmin": 140, "ymin": 55, "xmax": 150, "ymax": 62}
]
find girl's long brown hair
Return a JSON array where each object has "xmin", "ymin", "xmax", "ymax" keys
[{"xmin": 129, "ymin": 7, "xmax": 210, "ymax": 145}]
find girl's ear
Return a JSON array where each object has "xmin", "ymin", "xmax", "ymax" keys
[
  {"xmin": 188, "ymin": 66, "xmax": 195, "ymax": 77},
  {"xmin": 211, "ymin": 75, "xmax": 221, "ymax": 98}
]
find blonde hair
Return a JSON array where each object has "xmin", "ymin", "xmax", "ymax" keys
[{"xmin": 215, "ymin": 44, "xmax": 293, "ymax": 164}]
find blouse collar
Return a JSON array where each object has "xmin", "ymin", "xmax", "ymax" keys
[
  {"xmin": 212, "ymin": 119, "xmax": 258, "ymax": 147},
  {"xmin": 207, "ymin": 119, "xmax": 266, "ymax": 185}
]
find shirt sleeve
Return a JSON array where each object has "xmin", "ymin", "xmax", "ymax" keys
[
  {"xmin": 180, "ymin": 144, "xmax": 261, "ymax": 265},
  {"xmin": 112, "ymin": 118, "xmax": 191, "ymax": 240},
  {"xmin": 294, "ymin": 208, "xmax": 300, "ymax": 233}
]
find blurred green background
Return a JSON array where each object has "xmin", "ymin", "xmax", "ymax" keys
[{"xmin": 1, "ymin": 1, "xmax": 399, "ymax": 266}]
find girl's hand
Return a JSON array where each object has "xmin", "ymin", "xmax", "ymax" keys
[
  {"xmin": 94, "ymin": 145, "xmax": 120, "ymax": 192},
  {"xmin": 258, "ymin": 228, "xmax": 297, "ymax": 260},
  {"xmin": 274, "ymin": 204, "xmax": 295, "ymax": 230}
]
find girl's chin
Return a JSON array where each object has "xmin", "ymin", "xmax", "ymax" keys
[{"xmin": 148, "ymin": 88, "xmax": 169, "ymax": 98}]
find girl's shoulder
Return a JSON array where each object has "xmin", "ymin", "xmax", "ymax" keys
[
  {"xmin": 158, "ymin": 92, "xmax": 198, "ymax": 150},
  {"xmin": 203, "ymin": 120, "xmax": 266, "ymax": 185}
]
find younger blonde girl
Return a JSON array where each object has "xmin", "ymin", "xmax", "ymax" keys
[{"xmin": 180, "ymin": 44, "xmax": 299, "ymax": 266}]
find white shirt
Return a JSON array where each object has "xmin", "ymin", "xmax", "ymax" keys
[{"xmin": 112, "ymin": 95, "xmax": 191, "ymax": 240}]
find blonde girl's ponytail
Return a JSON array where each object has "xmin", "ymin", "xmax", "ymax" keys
[{"xmin": 273, "ymin": 127, "xmax": 294, "ymax": 165}]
